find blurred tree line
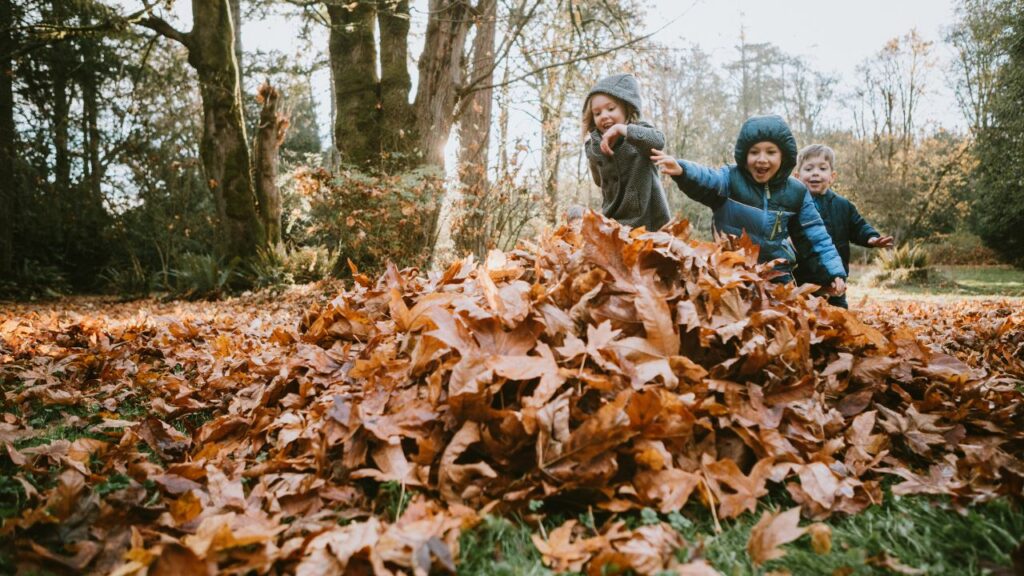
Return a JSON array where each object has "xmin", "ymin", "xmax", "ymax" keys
[{"xmin": 0, "ymin": 0, "xmax": 1020, "ymax": 298}]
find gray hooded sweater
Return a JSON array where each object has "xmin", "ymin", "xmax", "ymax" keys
[{"xmin": 584, "ymin": 74, "xmax": 671, "ymax": 231}]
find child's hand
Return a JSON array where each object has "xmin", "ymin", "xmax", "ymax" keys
[
  {"xmin": 829, "ymin": 277, "xmax": 847, "ymax": 296},
  {"xmin": 600, "ymin": 124, "xmax": 627, "ymax": 155},
  {"xmin": 651, "ymin": 149, "xmax": 682, "ymax": 176},
  {"xmin": 867, "ymin": 235, "xmax": 894, "ymax": 248}
]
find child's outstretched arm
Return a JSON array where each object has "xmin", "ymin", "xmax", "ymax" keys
[
  {"xmin": 651, "ymin": 149, "xmax": 729, "ymax": 210},
  {"xmin": 848, "ymin": 202, "xmax": 893, "ymax": 247},
  {"xmin": 792, "ymin": 191, "xmax": 847, "ymax": 291}
]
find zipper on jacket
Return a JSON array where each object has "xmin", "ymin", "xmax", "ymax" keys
[{"xmin": 771, "ymin": 213, "xmax": 782, "ymax": 240}]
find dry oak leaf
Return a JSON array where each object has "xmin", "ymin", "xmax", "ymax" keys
[
  {"xmin": 614, "ymin": 522, "xmax": 687, "ymax": 575},
  {"xmin": 747, "ymin": 506, "xmax": 807, "ymax": 566},
  {"xmin": 295, "ymin": 518, "xmax": 381, "ymax": 576},
  {"xmin": 703, "ymin": 456, "xmax": 774, "ymax": 519},
  {"xmin": 876, "ymin": 404, "xmax": 955, "ymax": 457},
  {"xmin": 634, "ymin": 468, "xmax": 702, "ymax": 513},
  {"xmin": 532, "ymin": 520, "xmax": 605, "ymax": 573},
  {"xmin": 149, "ymin": 543, "xmax": 213, "ymax": 576},
  {"xmin": 182, "ymin": 512, "xmax": 285, "ymax": 558}
]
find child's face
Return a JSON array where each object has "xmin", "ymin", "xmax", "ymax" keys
[
  {"xmin": 590, "ymin": 94, "xmax": 626, "ymax": 133},
  {"xmin": 746, "ymin": 141, "xmax": 782, "ymax": 184},
  {"xmin": 797, "ymin": 155, "xmax": 836, "ymax": 195}
]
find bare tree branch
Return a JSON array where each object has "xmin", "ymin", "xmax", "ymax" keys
[
  {"xmin": 136, "ymin": 15, "xmax": 192, "ymax": 49},
  {"xmin": 467, "ymin": 27, "xmax": 658, "ymax": 95}
]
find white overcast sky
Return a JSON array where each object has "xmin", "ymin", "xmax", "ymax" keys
[{"xmin": 646, "ymin": 0, "xmax": 962, "ymax": 128}]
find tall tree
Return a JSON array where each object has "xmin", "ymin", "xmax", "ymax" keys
[
  {"xmin": 138, "ymin": 0, "xmax": 265, "ymax": 259},
  {"xmin": 253, "ymin": 81, "xmax": 289, "ymax": 246},
  {"xmin": 0, "ymin": 0, "xmax": 16, "ymax": 275},
  {"xmin": 412, "ymin": 0, "xmax": 474, "ymax": 167},
  {"xmin": 728, "ymin": 31, "xmax": 786, "ymax": 119},
  {"xmin": 947, "ymin": 0, "xmax": 1007, "ymax": 134},
  {"xmin": 327, "ymin": 1, "xmax": 379, "ymax": 168},
  {"xmin": 453, "ymin": 0, "xmax": 497, "ymax": 256},
  {"xmin": 779, "ymin": 56, "xmax": 837, "ymax": 143},
  {"xmin": 972, "ymin": 1, "xmax": 1024, "ymax": 265},
  {"xmin": 377, "ymin": 0, "xmax": 413, "ymax": 163}
]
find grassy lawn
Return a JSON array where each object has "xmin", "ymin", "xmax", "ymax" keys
[
  {"xmin": 457, "ymin": 495, "xmax": 1024, "ymax": 575},
  {"xmin": 847, "ymin": 264, "xmax": 1024, "ymax": 301}
]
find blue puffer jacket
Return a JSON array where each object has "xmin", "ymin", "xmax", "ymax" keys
[{"xmin": 669, "ymin": 115, "xmax": 846, "ymax": 281}]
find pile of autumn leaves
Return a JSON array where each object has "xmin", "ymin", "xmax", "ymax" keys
[{"xmin": 2, "ymin": 212, "xmax": 1022, "ymax": 575}]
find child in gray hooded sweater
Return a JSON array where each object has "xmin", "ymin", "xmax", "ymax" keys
[{"xmin": 582, "ymin": 73, "xmax": 672, "ymax": 231}]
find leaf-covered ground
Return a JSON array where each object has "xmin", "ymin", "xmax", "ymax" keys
[{"xmin": 2, "ymin": 213, "xmax": 1022, "ymax": 575}]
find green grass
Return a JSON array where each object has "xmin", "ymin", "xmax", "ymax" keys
[
  {"xmin": 849, "ymin": 264, "xmax": 1024, "ymax": 298},
  {"xmin": 935, "ymin": 265, "xmax": 1024, "ymax": 296},
  {"xmin": 456, "ymin": 495, "xmax": 1024, "ymax": 575},
  {"xmin": 459, "ymin": 515, "xmax": 551, "ymax": 576}
]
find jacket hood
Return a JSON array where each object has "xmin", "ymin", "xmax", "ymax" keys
[
  {"xmin": 733, "ymin": 114, "xmax": 798, "ymax": 188},
  {"xmin": 587, "ymin": 73, "xmax": 643, "ymax": 115}
]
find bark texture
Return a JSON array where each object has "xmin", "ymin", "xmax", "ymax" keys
[
  {"xmin": 454, "ymin": 0, "xmax": 497, "ymax": 255},
  {"xmin": 174, "ymin": 0, "xmax": 264, "ymax": 259},
  {"xmin": 253, "ymin": 81, "xmax": 289, "ymax": 246},
  {"xmin": 413, "ymin": 0, "xmax": 474, "ymax": 167},
  {"xmin": 328, "ymin": 1, "xmax": 380, "ymax": 168},
  {"xmin": 377, "ymin": 0, "xmax": 413, "ymax": 168},
  {"xmin": 0, "ymin": 0, "xmax": 14, "ymax": 274}
]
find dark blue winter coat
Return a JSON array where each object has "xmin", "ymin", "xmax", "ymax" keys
[
  {"xmin": 794, "ymin": 188, "xmax": 880, "ymax": 284},
  {"xmin": 668, "ymin": 115, "xmax": 846, "ymax": 281}
]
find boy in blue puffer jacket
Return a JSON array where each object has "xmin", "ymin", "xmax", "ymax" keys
[{"xmin": 651, "ymin": 115, "xmax": 847, "ymax": 295}]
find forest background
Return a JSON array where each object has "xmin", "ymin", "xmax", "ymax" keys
[{"xmin": 1, "ymin": 0, "xmax": 1022, "ymax": 299}]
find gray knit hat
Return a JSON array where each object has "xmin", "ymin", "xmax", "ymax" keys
[{"xmin": 586, "ymin": 73, "xmax": 642, "ymax": 114}]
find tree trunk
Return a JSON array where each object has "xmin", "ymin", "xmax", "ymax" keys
[
  {"xmin": 377, "ymin": 0, "xmax": 413, "ymax": 169},
  {"xmin": 138, "ymin": 0, "xmax": 263, "ymax": 259},
  {"xmin": 540, "ymin": 94, "xmax": 562, "ymax": 224},
  {"xmin": 413, "ymin": 0, "xmax": 474, "ymax": 168},
  {"xmin": 0, "ymin": 0, "xmax": 15, "ymax": 274},
  {"xmin": 230, "ymin": 0, "xmax": 244, "ymax": 91},
  {"xmin": 454, "ymin": 0, "xmax": 496, "ymax": 255},
  {"xmin": 253, "ymin": 81, "xmax": 288, "ymax": 246},
  {"xmin": 538, "ymin": 65, "xmax": 573, "ymax": 224},
  {"xmin": 51, "ymin": 3, "xmax": 71, "ymax": 249},
  {"xmin": 82, "ymin": 69, "xmax": 102, "ymax": 205},
  {"xmin": 189, "ymin": 0, "xmax": 263, "ymax": 258},
  {"xmin": 328, "ymin": 0, "xmax": 380, "ymax": 168}
]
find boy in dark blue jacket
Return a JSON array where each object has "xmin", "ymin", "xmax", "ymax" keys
[
  {"xmin": 651, "ymin": 115, "xmax": 847, "ymax": 296},
  {"xmin": 793, "ymin": 144, "xmax": 893, "ymax": 308}
]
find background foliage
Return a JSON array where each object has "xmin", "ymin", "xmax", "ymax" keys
[{"xmin": 0, "ymin": 0, "xmax": 1021, "ymax": 299}]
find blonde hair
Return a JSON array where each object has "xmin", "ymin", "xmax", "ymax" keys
[
  {"xmin": 797, "ymin": 144, "xmax": 837, "ymax": 170},
  {"xmin": 580, "ymin": 93, "xmax": 639, "ymax": 140}
]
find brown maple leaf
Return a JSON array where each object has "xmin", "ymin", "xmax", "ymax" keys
[
  {"xmin": 747, "ymin": 506, "xmax": 806, "ymax": 566},
  {"xmin": 703, "ymin": 456, "xmax": 774, "ymax": 519}
]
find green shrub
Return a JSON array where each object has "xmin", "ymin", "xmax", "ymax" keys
[
  {"xmin": 284, "ymin": 245, "xmax": 333, "ymax": 283},
  {"xmin": 923, "ymin": 230, "xmax": 1002, "ymax": 265},
  {"xmin": 247, "ymin": 245, "xmax": 292, "ymax": 289},
  {"xmin": 0, "ymin": 259, "xmax": 70, "ymax": 300},
  {"xmin": 284, "ymin": 166, "xmax": 445, "ymax": 276},
  {"xmin": 246, "ymin": 244, "xmax": 333, "ymax": 289},
  {"xmin": 877, "ymin": 243, "xmax": 930, "ymax": 271},
  {"xmin": 170, "ymin": 253, "xmax": 242, "ymax": 300},
  {"xmin": 869, "ymin": 243, "xmax": 931, "ymax": 286},
  {"xmin": 101, "ymin": 254, "xmax": 156, "ymax": 297}
]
